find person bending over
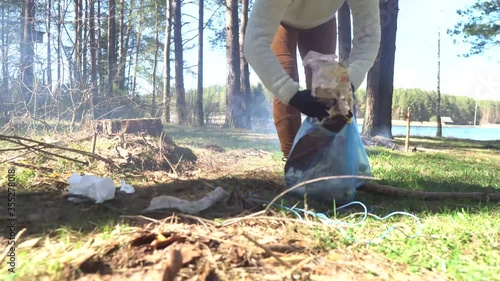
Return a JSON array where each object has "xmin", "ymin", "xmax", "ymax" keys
[{"xmin": 243, "ymin": 0, "xmax": 381, "ymax": 158}]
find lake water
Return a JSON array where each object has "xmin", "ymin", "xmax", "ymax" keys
[{"xmin": 356, "ymin": 125, "xmax": 500, "ymax": 141}]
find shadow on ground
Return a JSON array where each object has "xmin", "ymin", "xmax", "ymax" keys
[{"xmin": 2, "ymin": 170, "xmax": 498, "ymax": 240}]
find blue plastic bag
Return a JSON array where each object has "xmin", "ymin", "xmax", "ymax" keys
[{"xmin": 284, "ymin": 116, "xmax": 372, "ymax": 205}]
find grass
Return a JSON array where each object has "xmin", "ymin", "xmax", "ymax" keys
[
  {"xmin": 366, "ymin": 146, "xmax": 499, "ymax": 193},
  {"xmin": 164, "ymin": 123, "xmax": 281, "ymax": 152},
  {"xmin": 0, "ymin": 125, "xmax": 499, "ymax": 280}
]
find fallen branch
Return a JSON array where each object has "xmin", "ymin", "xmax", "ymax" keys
[
  {"xmin": 8, "ymin": 161, "xmax": 54, "ymax": 173},
  {"xmin": 358, "ymin": 182, "xmax": 500, "ymax": 202},
  {"xmin": 0, "ymin": 134, "xmax": 115, "ymax": 167}
]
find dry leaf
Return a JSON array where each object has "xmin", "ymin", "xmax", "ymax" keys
[
  {"xmin": 17, "ymin": 236, "xmax": 43, "ymax": 249},
  {"xmin": 180, "ymin": 244, "xmax": 202, "ymax": 265},
  {"xmin": 151, "ymin": 233, "xmax": 184, "ymax": 250}
]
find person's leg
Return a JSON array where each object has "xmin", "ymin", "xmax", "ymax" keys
[
  {"xmin": 271, "ymin": 23, "xmax": 301, "ymax": 158},
  {"xmin": 298, "ymin": 17, "xmax": 337, "ymax": 90}
]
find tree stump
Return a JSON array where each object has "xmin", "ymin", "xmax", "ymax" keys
[{"xmin": 94, "ymin": 118, "xmax": 163, "ymax": 137}]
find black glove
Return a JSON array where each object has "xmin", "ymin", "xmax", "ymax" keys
[{"xmin": 288, "ymin": 90, "xmax": 329, "ymax": 119}]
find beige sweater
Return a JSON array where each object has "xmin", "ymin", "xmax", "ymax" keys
[{"xmin": 243, "ymin": 0, "xmax": 381, "ymax": 105}]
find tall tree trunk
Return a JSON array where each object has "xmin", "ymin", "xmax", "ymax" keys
[
  {"xmin": 376, "ymin": 0, "xmax": 397, "ymax": 138},
  {"xmin": 46, "ymin": 0, "xmax": 52, "ymax": 92},
  {"xmin": 173, "ymin": 0, "xmax": 187, "ymax": 124},
  {"xmin": 107, "ymin": 0, "xmax": 116, "ymax": 97},
  {"xmin": 117, "ymin": 0, "xmax": 126, "ymax": 90},
  {"xmin": 152, "ymin": 0, "xmax": 160, "ymax": 116},
  {"xmin": 196, "ymin": 0, "xmax": 204, "ymax": 126},
  {"xmin": 362, "ymin": 0, "xmax": 398, "ymax": 138},
  {"xmin": 224, "ymin": 0, "xmax": 242, "ymax": 128},
  {"xmin": 362, "ymin": 53, "xmax": 380, "ymax": 136},
  {"xmin": 83, "ymin": 0, "xmax": 88, "ymax": 79},
  {"xmin": 131, "ymin": 0, "xmax": 144, "ymax": 96},
  {"xmin": 436, "ymin": 29, "xmax": 442, "ymax": 137},
  {"xmin": 97, "ymin": 0, "xmax": 103, "ymax": 96},
  {"xmin": 123, "ymin": 1, "xmax": 133, "ymax": 92},
  {"xmin": 1, "ymin": 4, "xmax": 9, "ymax": 96},
  {"xmin": 338, "ymin": 1, "xmax": 351, "ymax": 66},
  {"xmin": 75, "ymin": 0, "xmax": 82, "ymax": 83},
  {"xmin": 239, "ymin": 0, "xmax": 251, "ymax": 128},
  {"xmin": 89, "ymin": 0, "xmax": 98, "ymax": 117},
  {"xmin": 20, "ymin": 0, "xmax": 35, "ymax": 112},
  {"xmin": 57, "ymin": 0, "xmax": 63, "ymax": 119},
  {"xmin": 162, "ymin": 0, "xmax": 172, "ymax": 123}
]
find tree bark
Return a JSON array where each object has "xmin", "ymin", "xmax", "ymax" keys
[
  {"xmin": 20, "ymin": 0, "xmax": 35, "ymax": 112},
  {"xmin": 337, "ymin": 1, "xmax": 351, "ymax": 66},
  {"xmin": 107, "ymin": 0, "xmax": 117, "ymax": 97},
  {"xmin": 196, "ymin": 0, "xmax": 205, "ymax": 127},
  {"xmin": 224, "ymin": 0, "xmax": 242, "ymax": 128},
  {"xmin": 362, "ymin": 0, "xmax": 398, "ymax": 138},
  {"xmin": 162, "ymin": 0, "xmax": 172, "ymax": 123},
  {"xmin": 173, "ymin": 0, "xmax": 187, "ymax": 124},
  {"xmin": 240, "ymin": 0, "xmax": 251, "ymax": 129},
  {"xmin": 363, "ymin": 53, "xmax": 380, "ymax": 136}
]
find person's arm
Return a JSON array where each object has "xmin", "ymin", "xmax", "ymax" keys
[
  {"xmin": 243, "ymin": 0, "xmax": 299, "ymax": 105},
  {"xmin": 347, "ymin": 0, "xmax": 381, "ymax": 91}
]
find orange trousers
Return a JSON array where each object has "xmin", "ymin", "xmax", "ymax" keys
[{"xmin": 271, "ymin": 18, "xmax": 337, "ymax": 157}]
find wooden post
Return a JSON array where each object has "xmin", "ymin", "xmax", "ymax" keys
[{"xmin": 405, "ymin": 107, "xmax": 411, "ymax": 152}]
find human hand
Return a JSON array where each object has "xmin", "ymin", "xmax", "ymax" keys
[{"xmin": 289, "ymin": 90, "xmax": 329, "ymax": 119}]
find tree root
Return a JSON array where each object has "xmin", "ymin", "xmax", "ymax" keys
[{"xmin": 358, "ymin": 182, "xmax": 500, "ymax": 202}]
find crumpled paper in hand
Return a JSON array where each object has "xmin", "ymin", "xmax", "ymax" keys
[
  {"xmin": 67, "ymin": 173, "xmax": 116, "ymax": 203},
  {"xmin": 142, "ymin": 187, "xmax": 229, "ymax": 215}
]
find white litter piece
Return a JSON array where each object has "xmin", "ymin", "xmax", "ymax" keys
[
  {"xmin": 67, "ymin": 173, "xmax": 116, "ymax": 203},
  {"xmin": 143, "ymin": 186, "xmax": 229, "ymax": 215},
  {"xmin": 120, "ymin": 179, "xmax": 135, "ymax": 194}
]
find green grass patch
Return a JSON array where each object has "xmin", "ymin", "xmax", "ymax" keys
[{"xmin": 366, "ymin": 146, "xmax": 499, "ymax": 193}]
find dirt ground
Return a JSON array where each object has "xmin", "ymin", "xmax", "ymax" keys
[{"xmin": 0, "ymin": 131, "xmax": 447, "ymax": 281}]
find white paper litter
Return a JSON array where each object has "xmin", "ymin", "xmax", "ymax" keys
[
  {"xmin": 120, "ymin": 179, "xmax": 135, "ymax": 194},
  {"xmin": 67, "ymin": 173, "xmax": 116, "ymax": 203},
  {"xmin": 143, "ymin": 186, "xmax": 229, "ymax": 215}
]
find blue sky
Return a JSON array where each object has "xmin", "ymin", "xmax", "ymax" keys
[{"xmin": 179, "ymin": 0, "xmax": 499, "ymax": 101}]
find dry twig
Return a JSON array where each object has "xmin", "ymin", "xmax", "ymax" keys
[
  {"xmin": 241, "ymin": 232, "xmax": 292, "ymax": 269},
  {"xmin": 0, "ymin": 228, "xmax": 27, "ymax": 263},
  {"xmin": 0, "ymin": 134, "xmax": 115, "ymax": 166}
]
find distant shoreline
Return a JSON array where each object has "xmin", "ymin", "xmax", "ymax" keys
[{"xmin": 356, "ymin": 119, "xmax": 500, "ymax": 129}]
